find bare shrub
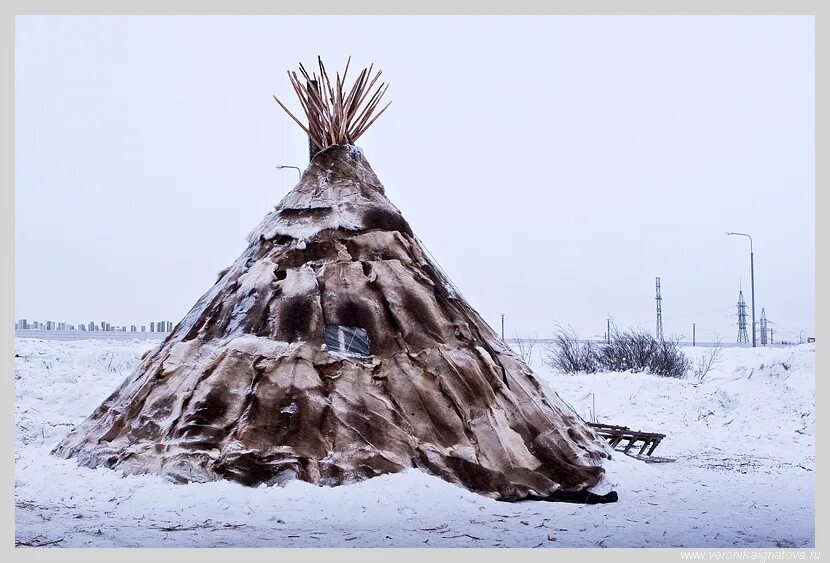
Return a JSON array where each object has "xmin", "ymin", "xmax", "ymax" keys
[
  {"xmin": 597, "ymin": 327, "xmax": 689, "ymax": 377},
  {"xmin": 547, "ymin": 325, "xmax": 690, "ymax": 378},
  {"xmin": 648, "ymin": 336, "xmax": 692, "ymax": 378},
  {"xmin": 598, "ymin": 328, "xmax": 657, "ymax": 373},
  {"xmin": 691, "ymin": 337, "xmax": 724, "ymax": 383},
  {"xmin": 546, "ymin": 326, "xmax": 599, "ymax": 374},
  {"xmin": 512, "ymin": 333, "xmax": 538, "ymax": 365}
]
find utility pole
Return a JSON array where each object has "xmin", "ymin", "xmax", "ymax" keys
[
  {"xmin": 501, "ymin": 314, "xmax": 505, "ymax": 341},
  {"xmin": 727, "ymin": 232, "xmax": 756, "ymax": 347},
  {"xmin": 607, "ymin": 317, "xmax": 611, "ymax": 343},
  {"xmin": 308, "ymin": 79, "xmax": 322, "ymax": 160},
  {"xmin": 693, "ymin": 323, "xmax": 696, "ymax": 347},
  {"xmin": 655, "ymin": 277, "xmax": 663, "ymax": 342}
]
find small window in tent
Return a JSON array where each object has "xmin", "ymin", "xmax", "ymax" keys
[{"xmin": 325, "ymin": 325, "xmax": 371, "ymax": 356}]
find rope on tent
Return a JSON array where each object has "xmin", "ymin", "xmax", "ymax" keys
[
  {"xmin": 414, "ymin": 234, "xmax": 601, "ymax": 427},
  {"xmin": 413, "ymin": 233, "xmax": 503, "ymax": 341}
]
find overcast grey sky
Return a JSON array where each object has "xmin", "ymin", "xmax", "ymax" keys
[{"xmin": 15, "ymin": 15, "xmax": 814, "ymax": 341}]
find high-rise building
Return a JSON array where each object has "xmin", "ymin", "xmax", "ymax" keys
[
  {"xmin": 141, "ymin": 325, "xmax": 146, "ymax": 332},
  {"xmin": 166, "ymin": 321, "xmax": 173, "ymax": 332},
  {"xmin": 150, "ymin": 322, "xmax": 155, "ymax": 332}
]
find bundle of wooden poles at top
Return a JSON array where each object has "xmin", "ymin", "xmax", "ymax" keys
[{"xmin": 273, "ymin": 56, "xmax": 391, "ymax": 151}]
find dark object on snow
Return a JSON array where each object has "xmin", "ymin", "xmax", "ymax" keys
[
  {"xmin": 588, "ymin": 422, "xmax": 665, "ymax": 457},
  {"xmin": 518, "ymin": 489, "xmax": 619, "ymax": 504},
  {"xmin": 546, "ymin": 489, "xmax": 618, "ymax": 504}
]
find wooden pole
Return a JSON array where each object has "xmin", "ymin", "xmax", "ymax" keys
[{"xmin": 307, "ymin": 79, "xmax": 322, "ymax": 160}]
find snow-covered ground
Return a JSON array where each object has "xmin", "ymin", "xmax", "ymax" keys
[{"xmin": 15, "ymin": 338, "xmax": 815, "ymax": 548}]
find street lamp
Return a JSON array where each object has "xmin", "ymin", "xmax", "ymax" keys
[
  {"xmin": 726, "ymin": 231, "xmax": 756, "ymax": 347},
  {"xmin": 276, "ymin": 164, "xmax": 302, "ymax": 181}
]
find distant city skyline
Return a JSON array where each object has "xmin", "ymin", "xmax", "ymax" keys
[{"xmin": 15, "ymin": 318, "xmax": 173, "ymax": 333}]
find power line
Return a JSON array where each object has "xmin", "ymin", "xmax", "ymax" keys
[
  {"xmin": 623, "ymin": 305, "xmax": 734, "ymax": 328},
  {"xmin": 664, "ymin": 305, "xmax": 734, "ymax": 321}
]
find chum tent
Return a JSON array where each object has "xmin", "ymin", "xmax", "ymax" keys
[{"xmin": 54, "ymin": 58, "xmax": 612, "ymax": 502}]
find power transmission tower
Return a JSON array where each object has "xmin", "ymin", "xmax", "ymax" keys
[
  {"xmin": 760, "ymin": 308, "xmax": 768, "ymax": 346},
  {"xmin": 655, "ymin": 277, "xmax": 663, "ymax": 342},
  {"xmin": 737, "ymin": 290, "xmax": 749, "ymax": 344}
]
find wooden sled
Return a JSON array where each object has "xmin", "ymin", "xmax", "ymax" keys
[{"xmin": 587, "ymin": 422, "xmax": 667, "ymax": 458}]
